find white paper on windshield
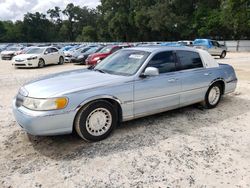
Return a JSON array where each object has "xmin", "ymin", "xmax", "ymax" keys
[{"xmin": 129, "ymin": 54, "xmax": 144, "ymax": 59}]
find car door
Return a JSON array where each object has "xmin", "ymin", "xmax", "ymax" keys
[
  {"xmin": 50, "ymin": 48, "xmax": 60, "ymax": 64},
  {"xmin": 134, "ymin": 51, "xmax": 181, "ymax": 116},
  {"xmin": 213, "ymin": 41, "xmax": 223, "ymax": 55},
  {"xmin": 209, "ymin": 41, "xmax": 221, "ymax": 55},
  {"xmin": 44, "ymin": 48, "xmax": 55, "ymax": 64},
  {"xmin": 176, "ymin": 50, "xmax": 213, "ymax": 106}
]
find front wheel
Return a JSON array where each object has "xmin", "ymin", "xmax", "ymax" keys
[
  {"xmin": 202, "ymin": 83, "xmax": 222, "ymax": 109},
  {"xmin": 58, "ymin": 56, "xmax": 64, "ymax": 65},
  {"xmin": 220, "ymin": 51, "xmax": 226, "ymax": 58},
  {"xmin": 38, "ymin": 59, "xmax": 45, "ymax": 68},
  {"xmin": 74, "ymin": 101, "xmax": 117, "ymax": 142}
]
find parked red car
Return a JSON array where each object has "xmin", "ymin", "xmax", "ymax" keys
[{"xmin": 85, "ymin": 45, "xmax": 131, "ymax": 65}]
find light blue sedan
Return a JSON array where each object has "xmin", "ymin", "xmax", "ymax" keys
[{"xmin": 13, "ymin": 46, "xmax": 237, "ymax": 141}]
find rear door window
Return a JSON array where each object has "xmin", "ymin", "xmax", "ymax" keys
[{"xmin": 176, "ymin": 51, "xmax": 203, "ymax": 70}]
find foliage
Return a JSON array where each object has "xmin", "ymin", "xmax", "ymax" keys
[{"xmin": 0, "ymin": 0, "xmax": 249, "ymax": 42}]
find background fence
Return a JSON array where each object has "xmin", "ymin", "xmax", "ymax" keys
[{"xmin": 219, "ymin": 40, "xmax": 250, "ymax": 52}]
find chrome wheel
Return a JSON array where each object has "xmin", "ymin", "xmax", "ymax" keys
[
  {"xmin": 208, "ymin": 86, "xmax": 221, "ymax": 105},
  {"xmin": 86, "ymin": 108, "xmax": 112, "ymax": 136}
]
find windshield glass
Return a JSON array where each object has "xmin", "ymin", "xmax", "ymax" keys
[
  {"xmin": 98, "ymin": 46, "xmax": 114, "ymax": 53},
  {"xmin": 85, "ymin": 47, "xmax": 101, "ymax": 53},
  {"xmin": 26, "ymin": 48, "xmax": 44, "ymax": 54},
  {"xmin": 7, "ymin": 47, "xmax": 20, "ymax": 51},
  {"xmin": 94, "ymin": 50, "xmax": 150, "ymax": 76}
]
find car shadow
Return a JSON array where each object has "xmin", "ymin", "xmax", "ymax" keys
[
  {"xmin": 27, "ymin": 93, "xmax": 249, "ymax": 161},
  {"xmin": 15, "ymin": 64, "xmax": 63, "ymax": 70}
]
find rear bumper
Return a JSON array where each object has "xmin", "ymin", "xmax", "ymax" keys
[
  {"xmin": 225, "ymin": 79, "xmax": 237, "ymax": 94},
  {"xmin": 12, "ymin": 99, "xmax": 75, "ymax": 136}
]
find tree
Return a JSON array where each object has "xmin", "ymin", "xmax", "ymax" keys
[
  {"xmin": 0, "ymin": 21, "xmax": 6, "ymax": 41},
  {"xmin": 76, "ymin": 26, "xmax": 97, "ymax": 42}
]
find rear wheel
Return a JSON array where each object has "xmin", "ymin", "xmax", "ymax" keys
[
  {"xmin": 74, "ymin": 101, "xmax": 117, "ymax": 142},
  {"xmin": 202, "ymin": 83, "xmax": 222, "ymax": 109},
  {"xmin": 38, "ymin": 59, "xmax": 45, "ymax": 68},
  {"xmin": 220, "ymin": 51, "xmax": 226, "ymax": 58}
]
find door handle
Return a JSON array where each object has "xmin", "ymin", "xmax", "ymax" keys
[
  {"xmin": 204, "ymin": 73, "xmax": 212, "ymax": 76},
  {"xmin": 168, "ymin": 78, "xmax": 177, "ymax": 82}
]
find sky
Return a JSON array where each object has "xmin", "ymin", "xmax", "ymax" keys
[{"xmin": 0, "ymin": 0, "xmax": 100, "ymax": 21}]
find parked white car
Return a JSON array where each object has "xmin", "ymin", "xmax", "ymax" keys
[{"xmin": 12, "ymin": 47, "xmax": 65, "ymax": 68}]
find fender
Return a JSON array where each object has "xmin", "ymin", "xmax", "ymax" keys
[{"xmin": 75, "ymin": 95, "xmax": 122, "ymax": 111}]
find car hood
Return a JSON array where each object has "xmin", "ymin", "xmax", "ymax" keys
[
  {"xmin": 23, "ymin": 69, "xmax": 128, "ymax": 98},
  {"xmin": 91, "ymin": 52, "xmax": 109, "ymax": 58},
  {"xmin": 13, "ymin": 54, "xmax": 39, "ymax": 60}
]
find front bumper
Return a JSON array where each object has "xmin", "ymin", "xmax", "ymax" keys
[
  {"xmin": 12, "ymin": 59, "xmax": 38, "ymax": 67},
  {"xmin": 12, "ymin": 99, "xmax": 76, "ymax": 136},
  {"xmin": 64, "ymin": 57, "xmax": 73, "ymax": 63},
  {"xmin": 1, "ymin": 54, "xmax": 14, "ymax": 60}
]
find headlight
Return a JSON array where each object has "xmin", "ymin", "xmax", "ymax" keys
[
  {"xmin": 93, "ymin": 57, "xmax": 100, "ymax": 61},
  {"xmin": 27, "ymin": 56, "xmax": 38, "ymax": 60},
  {"xmin": 22, "ymin": 97, "xmax": 68, "ymax": 111}
]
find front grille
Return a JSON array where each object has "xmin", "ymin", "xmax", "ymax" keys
[
  {"xmin": 15, "ymin": 59, "xmax": 24, "ymax": 62},
  {"xmin": 15, "ymin": 64, "xmax": 26, "ymax": 66},
  {"xmin": 16, "ymin": 94, "xmax": 24, "ymax": 107}
]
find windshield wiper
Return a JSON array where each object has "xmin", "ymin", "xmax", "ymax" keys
[{"xmin": 94, "ymin": 68, "xmax": 106, "ymax": 74}]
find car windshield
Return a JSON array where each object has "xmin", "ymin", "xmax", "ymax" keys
[
  {"xmin": 85, "ymin": 47, "xmax": 101, "ymax": 53},
  {"xmin": 94, "ymin": 50, "xmax": 150, "ymax": 76},
  {"xmin": 26, "ymin": 48, "xmax": 44, "ymax": 54},
  {"xmin": 98, "ymin": 46, "xmax": 114, "ymax": 53},
  {"xmin": 7, "ymin": 47, "xmax": 20, "ymax": 51}
]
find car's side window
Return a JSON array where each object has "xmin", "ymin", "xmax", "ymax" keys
[
  {"xmin": 147, "ymin": 51, "xmax": 176, "ymax": 74},
  {"xmin": 45, "ymin": 48, "xmax": 51, "ymax": 54},
  {"xmin": 176, "ymin": 51, "xmax": 203, "ymax": 70},
  {"xmin": 51, "ymin": 48, "xmax": 58, "ymax": 53}
]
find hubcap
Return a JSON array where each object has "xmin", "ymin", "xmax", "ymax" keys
[
  {"xmin": 208, "ymin": 86, "xmax": 220, "ymax": 105},
  {"xmin": 86, "ymin": 108, "xmax": 112, "ymax": 136}
]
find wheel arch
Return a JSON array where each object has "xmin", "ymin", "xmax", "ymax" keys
[
  {"xmin": 209, "ymin": 78, "xmax": 225, "ymax": 94},
  {"xmin": 73, "ymin": 95, "xmax": 123, "ymax": 130}
]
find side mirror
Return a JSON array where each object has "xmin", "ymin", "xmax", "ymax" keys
[
  {"xmin": 44, "ymin": 51, "xmax": 48, "ymax": 55},
  {"xmin": 141, "ymin": 67, "xmax": 159, "ymax": 78}
]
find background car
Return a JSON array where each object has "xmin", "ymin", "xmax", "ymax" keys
[
  {"xmin": 1, "ymin": 46, "xmax": 24, "ymax": 60},
  {"xmin": 178, "ymin": 40, "xmax": 193, "ymax": 46},
  {"xmin": 85, "ymin": 44, "xmax": 131, "ymax": 65},
  {"xmin": 72, "ymin": 46, "xmax": 104, "ymax": 65},
  {"xmin": 64, "ymin": 46, "xmax": 89, "ymax": 63},
  {"xmin": 12, "ymin": 47, "xmax": 64, "ymax": 68},
  {"xmin": 193, "ymin": 39, "xmax": 227, "ymax": 58}
]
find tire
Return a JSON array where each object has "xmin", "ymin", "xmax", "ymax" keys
[
  {"xmin": 220, "ymin": 51, "xmax": 226, "ymax": 58},
  {"xmin": 58, "ymin": 56, "xmax": 64, "ymax": 65},
  {"xmin": 202, "ymin": 83, "xmax": 222, "ymax": 109},
  {"xmin": 74, "ymin": 100, "xmax": 117, "ymax": 142},
  {"xmin": 38, "ymin": 59, "xmax": 45, "ymax": 68}
]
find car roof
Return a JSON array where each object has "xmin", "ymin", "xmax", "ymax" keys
[{"xmin": 124, "ymin": 46, "xmax": 199, "ymax": 53}]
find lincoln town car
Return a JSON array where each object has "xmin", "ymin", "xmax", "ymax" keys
[{"xmin": 13, "ymin": 46, "xmax": 237, "ymax": 141}]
